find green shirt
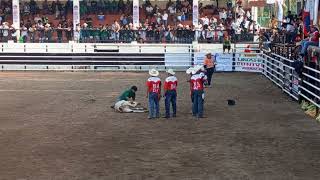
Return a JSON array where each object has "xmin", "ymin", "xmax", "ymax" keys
[
  {"xmin": 118, "ymin": 89, "xmax": 135, "ymax": 101},
  {"xmin": 223, "ymin": 39, "xmax": 231, "ymax": 46}
]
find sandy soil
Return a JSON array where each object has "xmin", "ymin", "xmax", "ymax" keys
[{"xmin": 0, "ymin": 71, "xmax": 319, "ymax": 180}]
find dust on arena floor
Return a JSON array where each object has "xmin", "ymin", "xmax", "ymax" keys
[{"xmin": 0, "ymin": 71, "xmax": 319, "ymax": 180}]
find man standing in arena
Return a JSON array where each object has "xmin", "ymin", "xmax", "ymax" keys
[
  {"xmin": 146, "ymin": 69, "xmax": 162, "ymax": 119},
  {"xmin": 203, "ymin": 53, "xmax": 216, "ymax": 87},
  {"xmin": 190, "ymin": 66, "xmax": 207, "ymax": 118},
  {"xmin": 163, "ymin": 69, "xmax": 178, "ymax": 119}
]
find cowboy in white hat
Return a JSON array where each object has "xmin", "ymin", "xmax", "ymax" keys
[
  {"xmin": 163, "ymin": 69, "xmax": 178, "ymax": 118},
  {"xmin": 189, "ymin": 65, "xmax": 207, "ymax": 119},
  {"xmin": 146, "ymin": 69, "xmax": 161, "ymax": 119}
]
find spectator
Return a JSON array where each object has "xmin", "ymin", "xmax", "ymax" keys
[
  {"xmin": 23, "ymin": 2, "xmax": 31, "ymax": 16},
  {"xmin": 112, "ymin": 20, "xmax": 121, "ymax": 41},
  {"xmin": 286, "ymin": 20, "xmax": 297, "ymax": 43},
  {"xmin": 111, "ymin": 0, "xmax": 118, "ymax": 14},
  {"xmin": 2, "ymin": 22, "xmax": 9, "ymax": 42},
  {"xmin": 223, "ymin": 35, "xmax": 231, "ymax": 53},
  {"xmin": 97, "ymin": 12, "xmax": 105, "ymax": 23},
  {"xmin": 245, "ymin": 10, "xmax": 250, "ymax": 19},
  {"xmin": 300, "ymin": 26, "xmax": 319, "ymax": 56},
  {"xmin": 44, "ymin": 23, "xmax": 52, "ymax": 42},
  {"xmin": 30, "ymin": 0, "xmax": 37, "ymax": 15},
  {"xmin": 65, "ymin": 23, "xmax": 72, "ymax": 41},
  {"xmin": 236, "ymin": 6, "xmax": 245, "ymax": 17},
  {"xmin": 91, "ymin": 0, "xmax": 98, "ymax": 14},
  {"xmin": 10, "ymin": 25, "xmax": 17, "ymax": 42},
  {"xmin": 51, "ymin": 0, "xmax": 56, "ymax": 15},
  {"xmin": 28, "ymin": 24, "xmax": 37, "ymax": 43},
  {"xmin": 176, "ymin": 10, "xmax": 183, "ymax": 22},
  {"xmin": 118, "ymin": 0, "xmax": 125, "ymax": 13},
  {"xmin": 145, "ymin": 4, "xmax": 154, "ymax": 19},
  {"xmin": 162, "ymin": 11, "xmax": 169, "ymax": 26},
  {"xmin": 219, "ymin": 9, "xmax": 227, "ymax": 23},
  {"xmin": 202, "ymin": 16, "xmax": 209, "ymax": 29},
  {"xmin": 269, "ymin": 15, "xmax": 278, "ymax": 29},
  {"xmin": 285, "ymin": 11, "xmax": 294, "ymax": 25},
  {"xmin": 57, "ymin": 23, "xmax": 63, "ymax": 43},
  {"xmin": 42, "ymin": 0, "xmax": 49, "ymax": 15},
  {"xmin": 21, "ymin": 25, "xmax": 28, "ymax": 43}
]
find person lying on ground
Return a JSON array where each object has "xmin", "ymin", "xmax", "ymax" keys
[{"xmin": 111, "ymin": 86, "xmax": 147, "ymax": 113}]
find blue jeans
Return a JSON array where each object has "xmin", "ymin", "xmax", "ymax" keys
[
  {"xmin": 165, "ymin": 90, "xmax": 177, "ymax": 117},
  {"xmin": 206, "ymin": 67, "xmax": 214, "ymax": 86},
  {"xmin": 300, "ymin": 40, "xmax": 318, "ymax": 55},
  {"xmin": 192, "ymin": 90, "xmax": 204, "ymax": 118},
  {"xmin": 148, "ymin": 92, "xmax": 159, "ymax": 118}
]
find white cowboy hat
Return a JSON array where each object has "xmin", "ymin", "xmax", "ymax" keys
[
  {"xmin": 186, "ymin": 67, "xmax": 194, "ymax": 74},
  {"xmin": 166, "ymin": 69, "xmax": 175, "ymax": 75},
  {"xmin": 192, "ymin": 65, "xmax": 204, "ymax": 74},
  {"xmin": 149, "ymin": 69, "xmax": 159, "ymax": 76}
]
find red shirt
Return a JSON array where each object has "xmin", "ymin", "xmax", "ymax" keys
[
  {"xmin": 146, "ymin": 77, "xmax": 161, "ymax": 94},
  {"xmin": 164, "ymin": 76, "xmax": 178, "ymax": 91},
  {"xmin": 190, "ymin": 73, "xmax": 207, "ymax": 91},
  {"xmin": 310, "ymin": 31, "xmax": 319, "ymax": 43}
]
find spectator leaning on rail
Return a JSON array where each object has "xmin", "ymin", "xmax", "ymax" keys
[
  {"xmin": 203, "ymin": 53, "xmax": 216, "ymax": 88},
  {"xmin": 163, "ymin": 69, "xmax": 178, "ymax": 119},
  {"xmin": 190, "ymin": 65, "xmax": 207, "ymax": 119},
  {"xmin": 299, "ymin": 26, "xmax": 319, "ymax": 57},
  {"xmin": 223, "ymin": 35, "xmax": 231, "ymax": 53},
  {"xmin": 146, "ymin": 69, "xmax": 161, "ymax": 119}
]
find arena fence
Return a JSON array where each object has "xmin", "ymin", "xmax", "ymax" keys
[{"xmin": 0, "ymin": 43, "xmax": 192, "ymax": 71}]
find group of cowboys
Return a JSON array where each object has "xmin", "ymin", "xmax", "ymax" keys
[{"xmin": 113, "ymin": 53, "xmax": 216, "ymax": 119}]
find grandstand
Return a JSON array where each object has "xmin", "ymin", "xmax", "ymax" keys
[{"xmin": 0, "ymin": 0, "xmax": 257, "ymax": 43}]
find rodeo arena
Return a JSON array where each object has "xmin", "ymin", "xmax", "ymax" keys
[{"xmin": 0, "ymin": 0, "xmax": 320, "ymax": 179}]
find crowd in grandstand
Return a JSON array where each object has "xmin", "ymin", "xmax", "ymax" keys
[
  {"xmin": 0, "ymin": 0, "xmax": 263, "ymax": 43},
  {"xmin": 257, "ymin": 10, "xmax": 319, "ymax": 56}
]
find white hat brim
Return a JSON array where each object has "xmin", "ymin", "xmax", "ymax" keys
[
  {"xmin": 166, "ymin": 69, "xmax": 175, "ymax": 75},
  {"xmin": 186, "ymin": 67, "xmax": 193, "ymax": 74},
  {"xmin": 149, "ymin": 69, "xmax": 159, "ymax": 76}
]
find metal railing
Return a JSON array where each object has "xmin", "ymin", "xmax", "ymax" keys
[
  {"xmin": 300, "ymin": 47, "xmax": 320, "ymax": 108},
  {"xmin": 0, "ymin": 28, "xmax": 255, "ymax": 44}
]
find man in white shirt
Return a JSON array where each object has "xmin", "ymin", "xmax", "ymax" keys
[
  {"xmin": 168, "ymin": 5, "xmax": 176, "ymax": 14},
  {"xmin": 146, "ymin": 5, "xmax": 153, "ymax": 19},
  {"xmin": 202, "ymin": 16, "xmax": 209, "ymax": 26},
  {"xmin": 162, "ymin": 11, "xmax": 168, "ymax": 26},
  {"xmin": 286, "ymin": 23, "xmax": 296, "ymax": 43}
]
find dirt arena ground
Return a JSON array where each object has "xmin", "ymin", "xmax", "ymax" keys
[{"xmin": 0, "ymin": 71, "xmax": 319, "ymax": 180}]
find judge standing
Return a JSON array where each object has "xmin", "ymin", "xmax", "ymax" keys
[{"xmin": 203, "ymin": 53, "xmax": 216, "ymax": 88}]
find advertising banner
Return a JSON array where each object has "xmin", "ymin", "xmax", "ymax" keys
[
  {"xmin": 235, "ymin": 55, "xmax": 263, "ymax": 72},
  {"xmin": 73, "ymin": 0, "xmax": 80, "ymax": 30},
  {"xmin": 12, "ymin": 0, "xmax": 20, "ymax": 29},
  {"xmin": 133, "ymin": 0, "xmax": 139, "ymax": 28},
  {"xmin": 192, "ymin": 0, "xmax": 199, "ymax": 26}
]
